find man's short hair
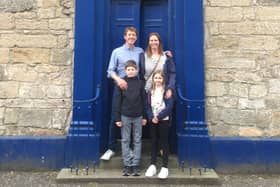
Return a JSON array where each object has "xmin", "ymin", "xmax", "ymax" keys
[
  {"xmin": 125, "ymin": 60, "xmax": 137, "ymax": 69},
  {"xmin": 124, "ymin": 26, "xmax": 137, "ymax": 36}
]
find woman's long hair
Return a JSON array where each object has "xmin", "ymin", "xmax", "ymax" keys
[
  {"xmin": 151, "ymin": 70, "xmax": 166, "ymax": 94},
  {"xmin": 146, "ymin": 32, "xmax": 164, "ymax": 58}
]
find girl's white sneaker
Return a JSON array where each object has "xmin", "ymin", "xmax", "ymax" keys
[
  {"xmin": 157, "ymin": 167, "xmax": 168, "ymax": 179},
  {"xmin": 145, "ymin": 164, "xmax": 157, "ymax": 177}
]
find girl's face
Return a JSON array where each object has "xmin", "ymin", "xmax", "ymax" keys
[
  {"xmin": 153, "ymin": 73, "xmax": 164, "ymax": 86},
  {"xmin": 149, "ymin": 35, "xmax": 160, "ymax": 50}
]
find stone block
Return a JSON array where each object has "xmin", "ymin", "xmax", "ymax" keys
[
  {"xmin": 205, "ymin": 7, "xmax": 243, "ymax": 22},
  {"xmin": 239, "ymin": 127, "xmax": 263, "ymax": 137},
  {"xmin": 0, "ymin": 81, "xmax": 18, "ymax": 98},
  {"xmin": 0, "ymin": 34, "xmax": 57, "ymax": 48},
  {"xmin": 0, "ymin": 0, "xmax": 35, "ymax": 13},
  {"xmin": 4, "ymin": 108, "xmax": 19, "ymax": 124},
  {"xmin": 15, "ymin": 19, "xmax": 48, "ymax": 30},
  {"xmin": 41, "ymin": 0, "xmax": 59, "ymax": 7},
  {"xmin": 52, "ymin": 109, "xmax": 69, "ymax": 129},
  {"xmin": 209, "ymin": 0, "xmax": 252, "ymax": 6},
  {"xmin": 47, "ymin": 85, "xmax": 65, "ymax": 98},
  {"xmin": 269, "ymin": 79, "xmax": 280, "ymax": 93},
  {"xmin": 256, "ymin": 7, "xmax": 280, "ymax": 20},
  {"xmin": 50, "ymin": 49, "xmax": 72, "ymax": 66},
  {"xmin": 240, "ymin": 36, "xmax": 279, "ymax": 50},
  {"xmin": 18, "ymin": 108, "xmax": 52, "ymax": 128},
  {"xmin": 249, "ymin": 84, "xmax": 267, "ymax": 98},
  {"xmin": 220, "ymin": 109, "xmax": 256, "ymax": 125},
  {"xmin": 0, "ymin": 48, "xmax": 9, "ymax": 64},
  {"xmin": 49, "ymin": 18, "xmax": 73, "ymax": 30},
  {"xmin": 18, "ymin": 83, "xmax": 46, "ymax": 98},
  {"xmin": 256, "ymin": 110, "xmax": 272, "ymax": 129},
  {"xmin": 0, "ymin": 108, "xmax": 4, "ymax": 119},
  {"xmin": 206, "ymin": 82, "xmax": 227, "ymax": 97},
  {"xmin": 7, "ymin": 64, "xmax": 38, "ymax": 82},
  {"xmin": 0, "ymin": 13, "xmax": 14, "ymax": 29},
  {"xmin": 11, "ymin": 48, "xmax": 49, "ymax": 64},
  {"xmin": 206, "ymin": 69, "xmax": 235, "ymax": 82},
  {"xmin": 217, "ymin": 96, "xmax": 238, "ymax": 108},
  {"xmin": 37, "ymin": 8, "xmax": 56, "ymax": 19}
]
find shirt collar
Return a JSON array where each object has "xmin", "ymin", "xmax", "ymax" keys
[{"xmin": 123, "ymin": 44, "xmax": 135, "ymax": 50}]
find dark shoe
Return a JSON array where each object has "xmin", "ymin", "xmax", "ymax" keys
[
  {"xmin": 123, "ymin": 166, "xmax": 130, "ymax": 176},
  {"xmin": 132, "ymin": 165, "xmax": 140, "ymax": 176}
]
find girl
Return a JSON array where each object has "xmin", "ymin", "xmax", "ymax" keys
[{"xmin": 144, "ymin": 70, "xmax": 174, "ymax": 179}]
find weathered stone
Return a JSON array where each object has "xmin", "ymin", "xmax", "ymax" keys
[
  {"xmin": 0, "ymin": 13, "xmax": 14, "ymax": 29},
  {"xmin": 269, "ymin": 79, "xmax": 280, "ymax": 93},
  {"xmin": 49, "ymin": 18, "xmax": 72, "ymax": 30},
  {"xmin": 238, "ymin": 98, "xmax": 265, "ymax": 109},
  {"xmin": 14, "ymin": 11, "xmax": 36, "ymax": 18},
  {"xmin": 15, "ymin": 19, "xmax": 48, "ymax": 30},
  {"xmin": 0, "ymin": 34, "xmax": 57, "ymax": 48},
  {"xmin": 239, "ymin": 127, "xmax": 263, "ymax": 137},
  {"xmin": 206, "ymin": 82, "xmax": 227, "ymax": 97},
  {"xmin": 0, "ymin": 0, "xmax": 35, "ymax": 13},
  {"xmin": 34, "ymin": 64, "xmax": 60, "ymax": 73},
  {"xmin": 57, "ymin": 35, "xmax": 69, "ymax": 48},
  {"xmin": 37, "ymin": 8, "xmax": 55, "ymax": 19},
  {"xmin": 0, "ymin": 108, "xmax": 4, "ymax": 119},
  {"xmin": 41, "ymin": 0, "xmax": 59, "ymax": 7},
  {"xmin": 7, "ymin": 64, "xmax": 38, "ymax": 82},
  {"xmin": 209, "ymin": 0, "xmax": 252, "ymax": 6},
  {"xmin": 46, "ymin": 85, "xmax": 65, "ymax": 98},
  {"xmin": 208, "ymin": 123, "xmax": 239, "ymax": 136},
  {"xmin": 256, "ymin": 110, "xmax": 272, "ymax": 129},
  {"xmin": 18, "ymin": 83, "xmax": 46, "ymax": 98},
  {"xmin": 256, "ymin": 7, "xmax": 280, "ymax": 20},
  {"xmin": 50, "ymin": 48, "xmax": 72, "ymax": 66},
  {"xmin": 52, "ymin": 109, "xmax": 69, "ymax": 129},
  {"xmin": 18, "ymin": 108, "xmax": 52, "ymax": 128},
  {"xmin": 206, "ymin": 69, "xmax": 235, "ymax": 82},
  {"xmin": 4, "ymin": 108, "xmax": 19, "ymax": 124},
  {"xmin": 249, "ymin": 84, "xmax": 267, "ymax": 98},
  {"xmin": 243, "ymin": 7, "xmax": 256, "ymax": 20},
  {"xmin": 47, "ymin": 69, "xmax": 72, "ymax": 85},
  {"xmin": 0, "ymin": 48, "xmax": 9, "ymax": 64},
  {"xmin": 205, "ymin": 7, "xmax": 243, "ymax": 22},
  {"xmin": 229, "ymin": 83, "xmax": 249, "ymax": 97},
  {"xmin": 240, "ymin": 36, "xmax": 279, "ymax": 50},
  {"xmin": 234, "ymin": 72, "xmax": 263, "ymax": 83},
  {"xmin": 11, "ymin": 48, "xmax": 49, "ymax": 63},
  {"xmin": 220, "ymin": 109, "xmax": 256, "ymax": 125},
  {"xmin": 206, "ymin": 55, "xmax": 255, "ymax": 69},
  {"xmin": 271, "ymin": 111, "xmax": 280, "ymax": 129},
  {"xmin": 217, "ymin": 97, "xmax": 238, "ymax": 108},
  {"xmin": 265, "ymin": 98, "xmax": 280, "ymax": 109},
  {"xmin": 0, "ymin": 82, "xmax": 18, "ymax": 98},
  {"xmin": 207, "ymin": 36, "xmax": 239, "ymax": 49},
  {"xmin": 257, "ymin": 0, "xmax": 280, "ymax": 6}
]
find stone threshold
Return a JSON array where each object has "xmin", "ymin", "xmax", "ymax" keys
[{"xmin": 56, "ymin": 168, "xmax": 219, "ymax": 184}]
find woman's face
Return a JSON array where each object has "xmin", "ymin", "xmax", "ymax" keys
[{"xmin": 149, "ymin": 35, "xmax": 160, "ymax": 50}]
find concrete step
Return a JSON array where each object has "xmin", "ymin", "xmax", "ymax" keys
[{"xmin": 56, "ymin": 168, "xmax": 219, "ymax": 184}]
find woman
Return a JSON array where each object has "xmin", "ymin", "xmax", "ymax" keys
[{"xmin": 139, "ymin": 32, "xmax": 176, "ymax": 98}]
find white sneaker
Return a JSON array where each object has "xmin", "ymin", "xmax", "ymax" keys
[
  {"xmin": 100, "ymin": 149, "xmax": 115, "ymax": 160},
  {"xmin": 145, "ymin": 164, "xmax": 157, "ymax": 177},
  {"xmin": 157, "ymin": 167, "xmax": 168, "ymax": 179}
]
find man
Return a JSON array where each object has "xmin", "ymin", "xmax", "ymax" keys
[{"xmin": 101, "ymin": 26, "xmax": 143, "ymax": 160}]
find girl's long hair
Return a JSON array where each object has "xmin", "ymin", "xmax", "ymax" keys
[
  {"xmin": 151, "ymin": 70, "xmax": 166, "ymax": 94},
  {"xmin": 146, "ymin": 32, "xmax": 164, "ymax": 58}
]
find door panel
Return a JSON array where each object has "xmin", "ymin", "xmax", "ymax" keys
[
  {"xmin": 110, "ymin": 0, "xmax": 140, "ymax": 49},
  {"xmin": 140, "ymin": 0, "xmax": 168, "ymax": 49}
]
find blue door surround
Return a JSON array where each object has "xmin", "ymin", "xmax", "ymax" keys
[{"xmin": 1, "ymin": 0, "xmax": 280, "ymax": 172}]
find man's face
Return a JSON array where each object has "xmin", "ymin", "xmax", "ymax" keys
[
  {"xmin": 125, "ymin": 66, "xmax": 137, "ymax": 78},
  {"xmin": 124, "ymin": 30, "xmax": 137, "ymax": 46}
]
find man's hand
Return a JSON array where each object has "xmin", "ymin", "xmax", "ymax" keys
[
  {"xmin": 116, "ymin": 78, "xmax": 128, "ymax": 90},
  {"xmin": 116, "ymin": 121, "xmax": 122, "ymax": 127},
  {"xmin": 142, "ymin": 119, "xmax": 147, "ymax": 126}
]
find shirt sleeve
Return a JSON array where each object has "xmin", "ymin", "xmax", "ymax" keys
[{"xmin": 107, "ymin": 49, "xmax": 118, "ymax": 78}]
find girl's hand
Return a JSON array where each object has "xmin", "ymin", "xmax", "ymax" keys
[
  {"xmin": 142, "ymin": 119, "xmax": 147, "ymax": 126},
  {"xmin": 152, "ymin": 117, "xmax": 158, "ymax": 124},
  {"xmin": 115, "ymin": 121, "xmax": 122, "ymax": 127},
  {"xmin": 165, "ymin": 89, "xmax": 172, "ymax": 99}
]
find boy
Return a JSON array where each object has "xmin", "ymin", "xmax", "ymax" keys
[{"xmin": 114, "ymin": 60, "xmax": 147, "ymax": 176}]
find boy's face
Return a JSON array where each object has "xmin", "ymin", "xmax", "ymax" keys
[
  {"xmin": 125, "ymin": 66, "xmax": 137, "ymax": 78},
  {"xmin": 124, "ymin": 30, "xmax": 137, "ymax": 46}
]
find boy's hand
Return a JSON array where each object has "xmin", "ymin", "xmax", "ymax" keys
[
  {"xmin": 115, "ymin": 121, "xmax": 122, "ymax": 127},
  {"xmin": 142, "ymin": 119, "xmax": 147, "ymax": 126}
]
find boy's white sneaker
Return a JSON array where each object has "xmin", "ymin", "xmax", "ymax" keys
[
  {"xmin": 100, "ymin": 149, "xmax": 115, "ymax": 160},
  {"xmin": 157, "ymin": 167, "xmax": 168, "ymax": 179},
  {"xmin": 145, "ymin": 164, "xmax": 157, "ymax": 177}
]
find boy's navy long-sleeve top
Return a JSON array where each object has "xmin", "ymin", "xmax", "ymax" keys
[{"xmin": 114, "ymin": 76, "xmax": 146, "ymax": 121}]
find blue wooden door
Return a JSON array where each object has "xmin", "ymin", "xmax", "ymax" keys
[{"xmin": 109, "ymin": 0, "xmax": 172, "ymax": 140}]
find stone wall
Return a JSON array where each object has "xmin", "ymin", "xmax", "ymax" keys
[
  {"xmin": 0, "ymin": 0, "xmax": 74, "ymax": 135},
  {"xmin": 205, "ymin": 0, "xmax": 280, "ymax": 137}
]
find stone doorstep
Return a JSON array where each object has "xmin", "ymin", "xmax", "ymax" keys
[{"xmin": 56, "ymin": 168, "xmax": 219, "ymax": 184}]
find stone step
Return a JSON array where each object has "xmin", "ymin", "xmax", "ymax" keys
[{"xmin": 56, "ymin": 168, "xmax": 219, "ymax": 184}]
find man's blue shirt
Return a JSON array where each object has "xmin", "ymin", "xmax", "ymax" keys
[{"xmin": 107, "ymin": 44, "xmax": 143, "ymax": 78}]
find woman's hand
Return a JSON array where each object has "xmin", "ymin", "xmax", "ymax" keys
[
  {"xmin": 165, "ymin": 89, "xmax": 172, "ymax": 99},
  {"xmin": 152, "ymin": 117, "xmax": 158, "ymax": 124},
  {"xmin": 115, "ymin": 121, "xmax": 122, "ymax": 127}
]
